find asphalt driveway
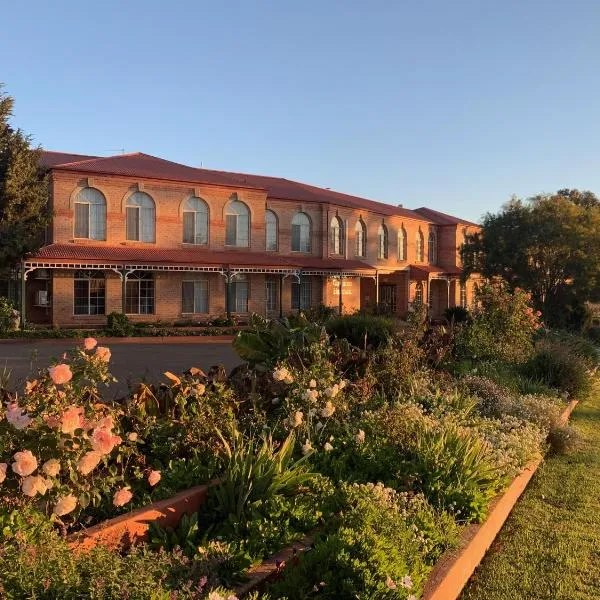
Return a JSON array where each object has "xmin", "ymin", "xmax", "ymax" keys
[{"xmin": 0, "ymin": 339, "xmax": 243, "ymax": 398}]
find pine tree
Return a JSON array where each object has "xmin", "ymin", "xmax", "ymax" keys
[{"xmin": 0, "ymin": 84, "xmax": 49, "ymax": 271}]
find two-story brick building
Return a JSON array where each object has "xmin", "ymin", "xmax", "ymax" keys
[{"xmin": 20, "ymin": 151, "xmax": 480, "ymax": 326}]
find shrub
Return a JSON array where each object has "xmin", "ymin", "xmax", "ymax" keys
[
  {"xmin": 524, "ymin": 341, "xmax": 594, "ymax": 398},
  {"xmin": 300, "ymin": 304, "xmax": 338, "ymax": 324},
  {"xmin": 0, "ymin": 296, "xmax": 19, "ymax": 333},
  {"xmin": 445, "ymin": 306, "xmax": 470, "ymax": 323},
  {"xmin": 462, "ymin": 375, "xmax": 515, "ymax": 418},
  {"xmin": 547, "ymin": 424, "xmax": 580, "ymax": 455},
  {"xmin": 267, "ymin": 483, "xmax": 458, "ymax": 600},
  {"xmin": 587, "ymin": 325, "xmax": 600, "ymax": 345},
  {"xmin": 326, "ymin": 313, "xmax": 395, "ymax": 349},
  {"xmin": 453, "ymin": 283, "xmax": 540, "ymax": 363},
  {"xmin": 106, "ymin": 311, "xmax": 133, "ymax": 336}
]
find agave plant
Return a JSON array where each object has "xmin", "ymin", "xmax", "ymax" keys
[{"xmin": 212, "ymin": 426, "xmax": 316, "ymax": 522}]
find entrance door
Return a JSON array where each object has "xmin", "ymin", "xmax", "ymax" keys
[{"xmin": 379, "ymin": 284, "xmax": 397, "ymax": 314}]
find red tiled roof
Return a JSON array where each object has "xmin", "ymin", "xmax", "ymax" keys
[
  {"xmin": 409, "ymin": 264, "xmax": 463, "ymax": 278},
  {"xmin": 40, "ymin": 151, "xmax": 433, "ymax": 222},
  {"xmin": 39, "ymin": 151, "xmax": 100, "ymax": 169},
  {"xmin": 29, "ymin": 244, "xmax": 376, "ymax": 273},
  {"xmin": 413, "ymin": 207, "xmax": 479, "ymax": 227}
]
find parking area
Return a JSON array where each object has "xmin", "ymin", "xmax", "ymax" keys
[{"xmin": 0, "ymin": 339, "xmax": 243, "ymax": 398}]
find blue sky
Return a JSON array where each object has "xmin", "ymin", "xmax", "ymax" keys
[{"xmin": 2, "ymin": 0, "xmax": 600, "ymax": 222}]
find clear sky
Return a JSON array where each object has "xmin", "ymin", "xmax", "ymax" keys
[{"xmin": 2, "ymin": 0, "xmax": 600, "ymax": 222}]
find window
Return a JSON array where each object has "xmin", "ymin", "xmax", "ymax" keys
[
  {"xmin": 397, "ymin": 226, "xmax": 407, "ymax": 261},
  {"xmin": 292, "ymin": 279, "xmax": 312, "ymax": 310},
  {"xmin": 291, "ymin": 212, "xmax": 311, "ymax": 252},
  {"xmin": 125, "ymin": 272, "xmax": 154, "ymax": 314},
  {"xmin": 182, "ymin": 279, "xmax": 209, "ymax": 313},
  {"xmin": 416, "ymin": 230, "xmax": 425, "ymax": 262},
  {"xmin": 265, "ymin": 210, "xmax": 278, "ymax": 251},
  {"xmin": 74, "ymin": 188, "xmax": 106, "ymax": 240},
  {"xmin": 225, "ymin": 197, "xmax": 250, "ymax": 247},
  {"xmin": 428, "ymin": 231, "xmax": 437, "ymax": 264},
  {"xmin": 74, "ymin": 271, "xmax": 105, "ymax": 315},
  {"xmin": 183, "ymin": 197, "xmax": 209, "ymax": 244},
  {"xmin": 378, "ymin": 224, "xmax": 388, "ymax": 259},
  {"xmin": 414, "ymin": 281, "xmax": 424, "ymax": 304},
  {"xmin": 330, "ymin": 216, "xmax": 344, "ymax": 255},
  {"xmin": 126, "ymin": 192, "xmax": 155, "ymax": 242},
  {"xmin": 229, "ymin": 274, "xmax": 249, "ymax": 312},
  {"xmin": 460, "ymin": 282, "xmax": 468, "ymax": 308},
  {"xmin": 266, "ymin": 277, "xmax": 278, "ymax": 312},
  {"xmin": 355, "ymin": 219, "xmax": 366, "ymax": 257}
]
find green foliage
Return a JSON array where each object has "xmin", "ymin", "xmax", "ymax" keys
[
  {"xmin": 454, "ymin": 282, "xmax": 540, "ymax": 363},
  {"xmin": 547, "ymin": 424, "xmax": 580, "ymax": 455},
  {"xmin": 208, "ymin": 428, "xmax": 316, "ymax": 523},
  {"xmin": 325, "ymin": 313, "xmax": 395, "ymax": 348},
  {"xmin": 524, "ymin": 341, "xmax": 594, "ymax": 398},
  {"xmin": 233, "ymin": 314, "xmax": 325, "ymax": 365},
  {"xmin": 300, "ymin": 304, "xmax": 338, "ymax": 324},
  {"xmin": 445, "ymin": 306, "xmax": 470, "ymax": 323},
  {"xmin": 0, "ymin": 85, "xmax": 50, "ymax": 270},
  {"xmin": 0, "ymin": 295, "xmax": 18, "ymax": 333},
  {"xmin": 106, "ymin": 311, "xmax": 133, "ymax": 336},
  {"xmin": 462, "ymin": 191, "xmax": 600, "ymax": 331}
]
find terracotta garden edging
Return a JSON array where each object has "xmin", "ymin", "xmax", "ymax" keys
[
  {"xmin": 68, "ymin": 483, "xmax": 210, "ymax": 551},
  {"xmin": 421, "ymin": 398, "xmax": 578, "ymax": 600},
  {"xmin": 232, "ymin": 399, "xmax": 579, "ymax": 598}
]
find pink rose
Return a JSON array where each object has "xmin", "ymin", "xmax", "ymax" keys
[
  {"xmin": 77, "ymin": 450, "xmax": 102, "ymax": 475},
  {"xmin": 44, "ymin": 414, "xmax": 60, "ymax": 429},
  {"xmin": 95, "ymin": 415, "xmax": 114, "ymax": 431},
  {"xmin": 84, "ymin": 337, "xmax": 98, "ymax": 351},
  {"xmin": 61, "ymin": 406, "xmax": 85, "ymax": 435},
  {"xmin": 21, "ymin": 475, "xmax": 51, "ymax": 497},
  {"xmin": 48, "ymin": 364, "xmax": 73, "ymax": 385},
  {"xmin": 12, "ymin": 450, "xmax": 38, "ymax": 477},
  {"xmin": 91, "ymin": 427, "xmax": 122, "ymax": 455},
  {"xmin": 0, "ymin": 463, "xmax": 7, "ymax": 483},
  {"xmin": 148, "ymin": 470, "xmax": 161, "ymax": 486},
  {"xmin": 128, "ymin": 432, "xmax": 138, "ymax": 442},
  {"xmin": 53, "ymin": 494, "xmax": 77, "ymax": 516},
  {"xmin": 42, "ymin": 458, "xmax": 61, "ymax": 477},
  {"xmin": 113, "ymin": 487, "xmax": 133, "ymax": 507},
  {"xmin": 95, "ymin": 347, "xmax": 111, "ymax": 362},
  {"xmin": 5, "ymin": 403, "xmax": 32, "ymax": 430}
]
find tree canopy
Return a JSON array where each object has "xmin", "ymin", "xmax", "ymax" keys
[
  {"xmin": 0, "ymin": 85, "xmax": 49, "ymax": 271},
  {"xmin": 462, "ymin": 190, "xmax": 600, "ymax": 330}
]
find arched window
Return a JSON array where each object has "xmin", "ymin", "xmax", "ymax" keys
[
  {"xmin": 428, "ymin": 231, "xmax": 437, "ymax": 264},
  {"xmin": 355, "ymin": 219, "xmax": 367, "ymax": 257},
  {"xmin": 415, "ymin": 281, "xmax": 424, "ymax": 304},
  {"xmin": 397, "ymin": 226, "xmax": 407, "ymax": 261},
  {"xmin": 378, "ymin": 223, "xmax": 388, "ymax": 259},
  {"xmin": 183, "ymin": 197, "xmax": 209, "ymax": 244},
  {"xmin": 74, "ymin": 188, "xmax": 106, "ymax": 240},
  {"xmin": 291, "ymin": 212, "xmax": 311, "ymax": 252},
  {"xmin": 330, "ymin": 216, "xmax": 344, "ymax": 255},
  {"xmin": 126, "ymin": 192, "xmax": 155, "ymax": 242},
  {"xmin": 416, "ymin": 229, "xmax": 424, "ymax": 262},
  {"xmin": 265, "ymin": 210, "xmax": 278, "ymax": 251},
  {"xmin": 225, "ymin": 197, "xmax": 250, "ymax": 247}
]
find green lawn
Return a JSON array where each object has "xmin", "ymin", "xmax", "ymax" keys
[{"xmin": 462, "ymin": 391, "xmax": 600, "ymax": 600}]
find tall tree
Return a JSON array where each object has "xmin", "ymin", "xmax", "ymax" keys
[
  {"xmin": 462, "ymin": 191, "xmax": 600, "ymax": 330},
  {"xmin": 0, "ymin": 85, "xmax": 49, "ymax": 271}
]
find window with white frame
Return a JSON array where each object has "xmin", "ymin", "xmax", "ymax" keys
[
  {"xmin": 291, "ymin": 212, "xmax": 311, "ymax": 252},
  {"xmin": 460, "ymin": 282, "xmax": 468, "ymax": 308},
  {"xmin": 428, "ymin": 231, "xmax": 437, "ymax": 264},
  {"xmin": 126, "ymin": 192, "xmax": 156, "ymax": 242},
  {"xmin": 378, "ymin": 223, "xmax": 388, "ymax": 259},
  {"xmin": 416, "ymin": 230, "xmax": 425, "ymax": 262},
  {"xmin": 74, "ymin": 271, "xmax": 105, "ymax": 315},
  {"xmin": 265, "ymin": 210, "xmax": 278, "ymax": 251},
  {"xmin": 266, "ymin": 277, "xmax": 278, "ymax": 312},
  {"xmin": 291, "ymin": 279, "xmax": 312, "ymax": 310},
  {"xmin": 182, "ymin": 279, "xmax": 209, "ymax": 313},
  {"xmin": 230, "ymin": 274, "xmax": 249, "ymax": 312},
  {"xmin": 183, "ymin": 197, "xmax": 209, "ymax": 244},
  {"xmin": 414, "ymin": 281, "xmax": 424, "ymax": 304},
  {"xmin": 225, "ymin": 197, "xmax": 250, "ymax": 247},
  {"xmin": 74, "ymin": 188, "xmax": 106, "ymax": 240},
  {"xmin": 397, "ymin": 226, "xmax": 407, "ymax": 261},
  {"xmin": 125, "ymin": 272, "xmax": 154, "ymax": 314},
  {"xmin": 355, "ymin": 219, "xmax": 366, "ymax": 257},
  {"xmin": 330, "ymin": 216, "xmax": 344, "ymax": 255}
]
